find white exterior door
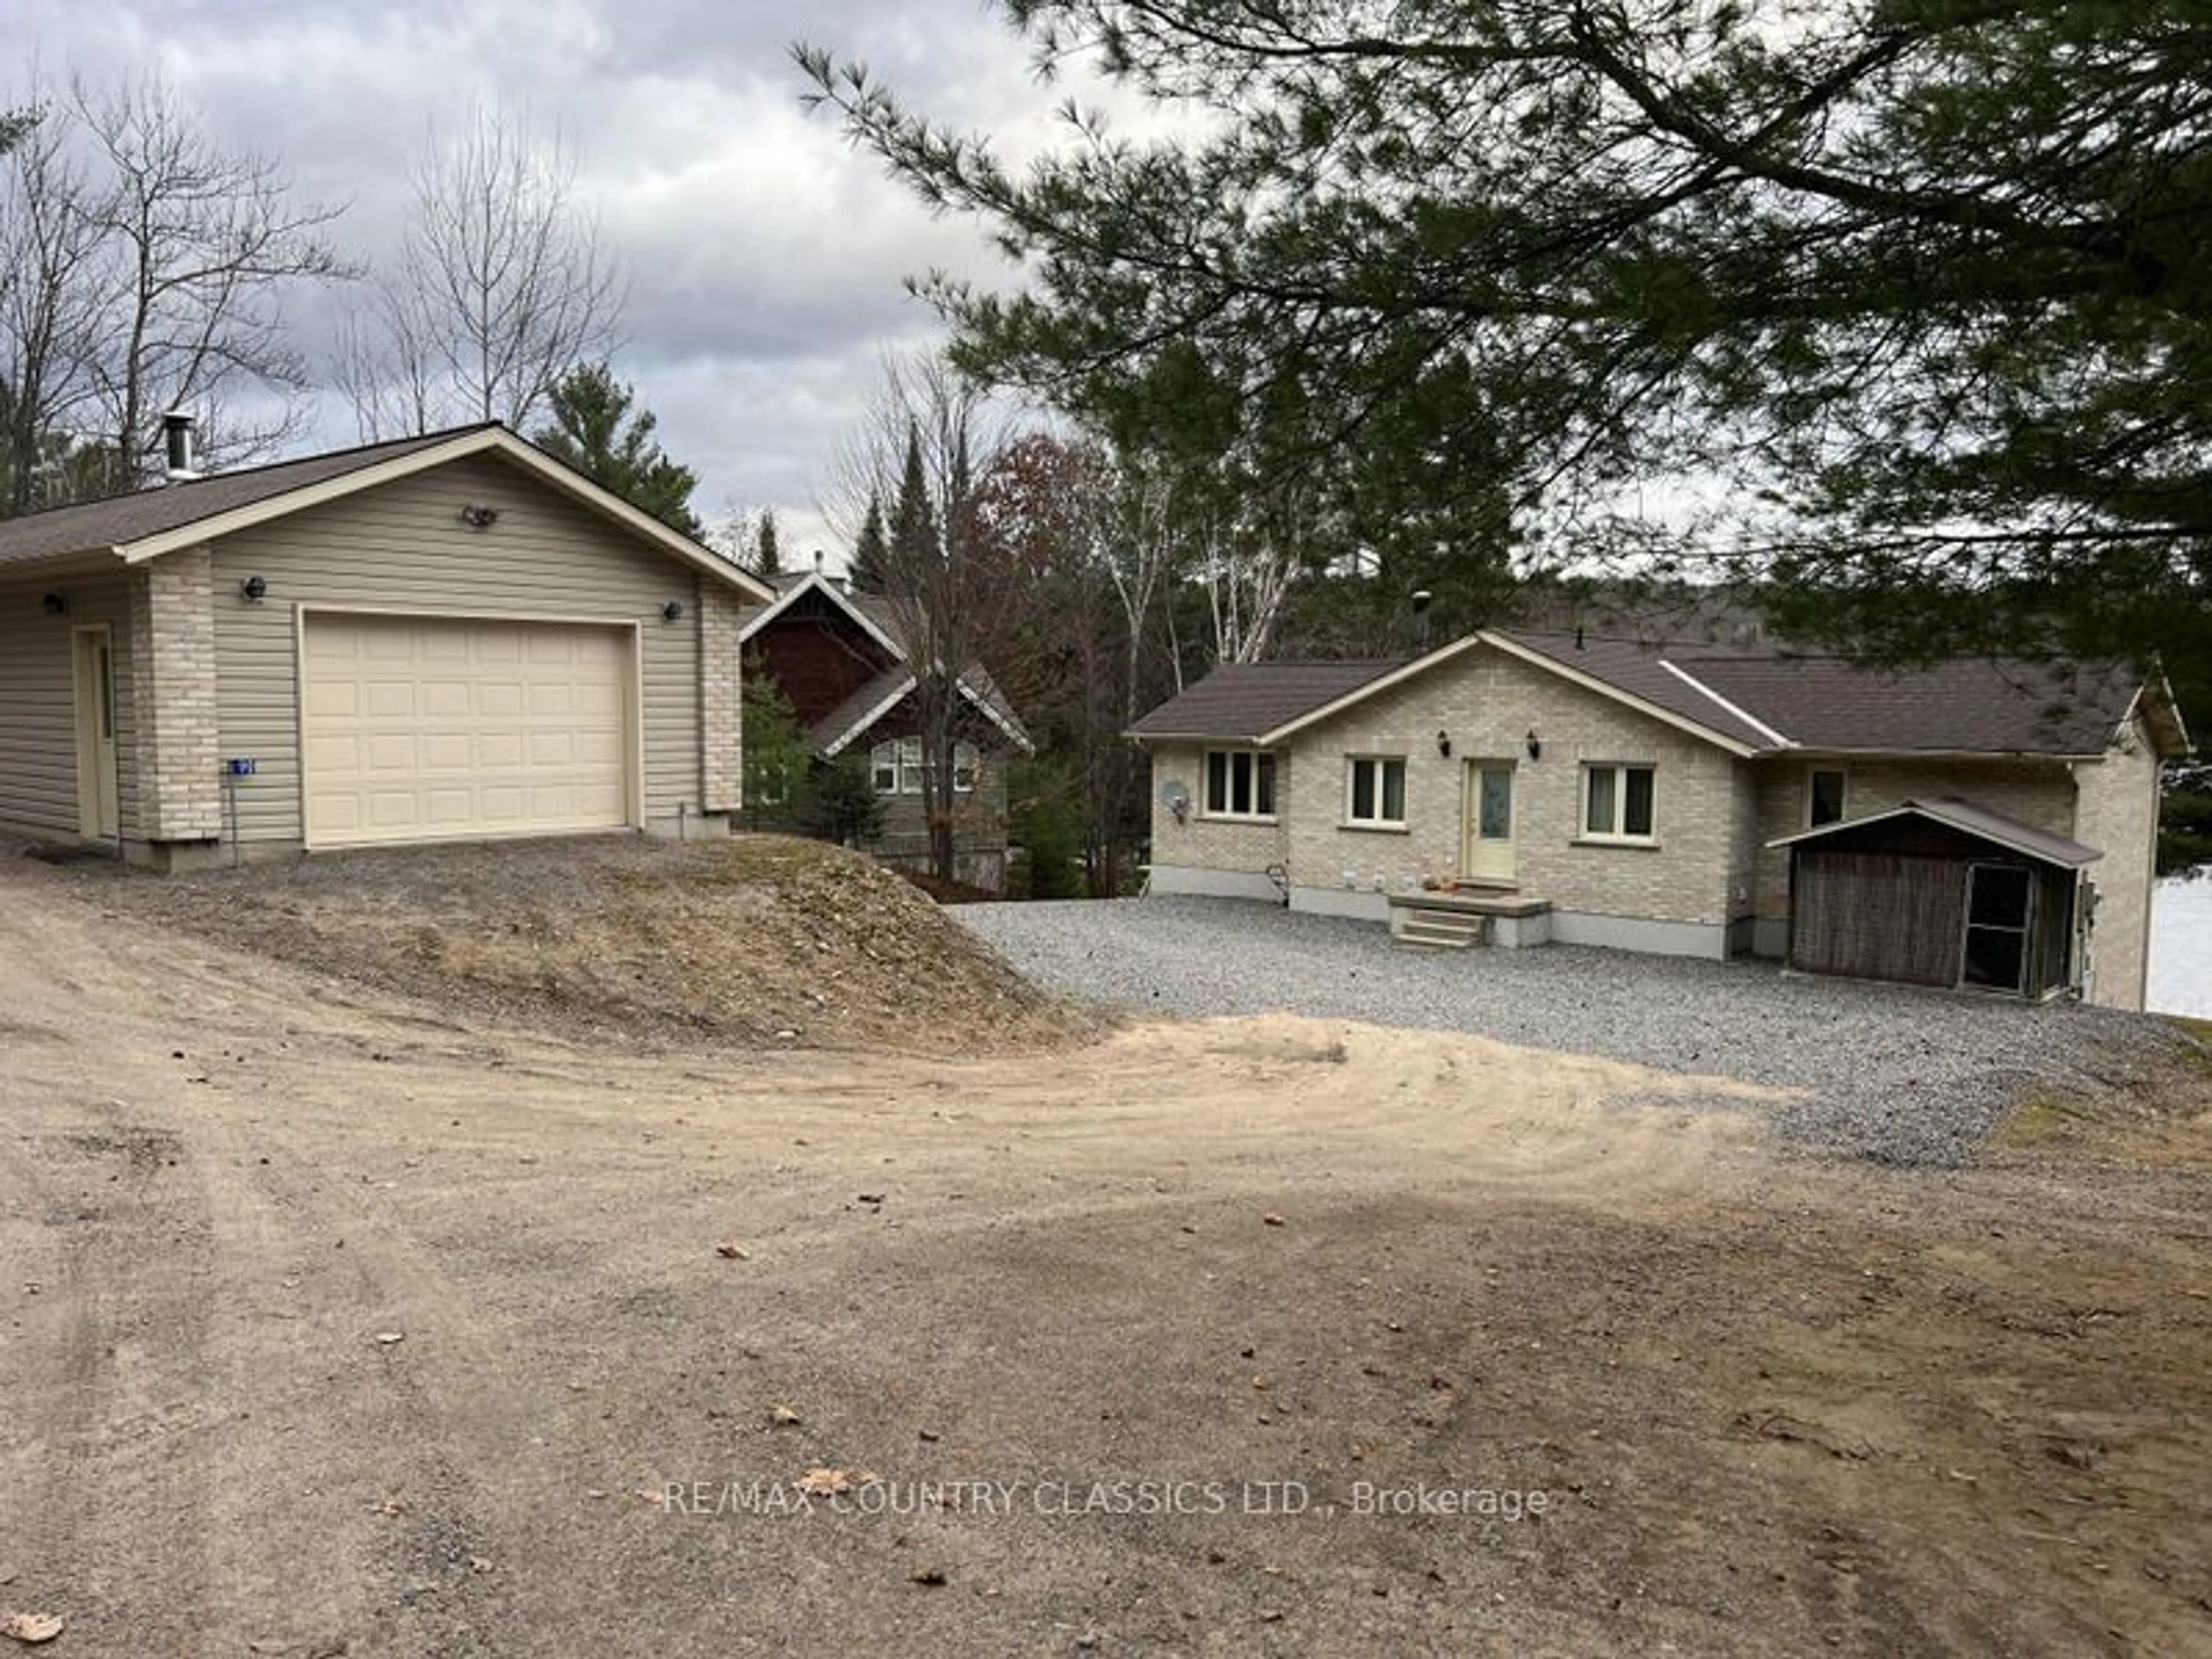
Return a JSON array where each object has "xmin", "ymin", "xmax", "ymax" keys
[
  {"xmin": 1463, "ymin": 760, "xmax": 1516, "ymax": 885},
  {"xmin": 301, "ymin": 614, "xmax": 631, "ymax": 847},
  {"xmin": 72, "ymin": 627, "xmax": 120, "ymax": 839}
]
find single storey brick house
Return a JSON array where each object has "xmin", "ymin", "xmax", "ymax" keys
[
  {"xmin": 738, "ymin": 567, "xmax": 1032, "ymax": 891},
  {"xmin": 0, "ymin": 423, "xmax": 775, "ymax": 868},
  {"xmin": 1130, "ymin": 629, "xmax": 2188, "ymax": 1010}
]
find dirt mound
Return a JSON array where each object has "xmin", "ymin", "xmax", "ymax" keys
[{"xmin": 72, "ymin": 834, "xmax": 1091, "ymax": 1054}]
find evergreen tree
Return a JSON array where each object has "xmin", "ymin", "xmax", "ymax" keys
[
  {"xmin": 800, "ymin": 3, "xmax": 2212, "ymax": 698},
  {"xmin": 753, "ymin": 507, "xmax": 783, "ymax": 578},
  {"xmin": 532, "ymin": 361, "xmax": 702, "ymax": 537},
  {"xmin": 847, "ymin": 490, "xmax": 890, "ymax": 594},
  {"xmin": 740, "ymin": 662, "xmax": 810, "ymax": 828},
  {"xmin": 886, "ymin": 423, "xmax": 937, "ymax": 576}
]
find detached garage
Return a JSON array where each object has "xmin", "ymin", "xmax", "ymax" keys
[
  {"xmin": 300, "ymin": 614, "xmax": 634, "ymax": 846},
  {"xmin": 0, "ymin": 422, "xmax": 774, "ymax": 868}
]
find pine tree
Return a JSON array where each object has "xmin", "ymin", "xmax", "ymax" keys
[
  {"xmin": 847, "ymin": 491, "xmax": 891, "ymax": 593},
  {"xmin": 753, "ymin": 507, "xmax": 783, "ymax": 578},
  {"xmin": 801, "ymin": 3, "xmax": 2212, "ymax": 712},
  {"xmin": 886, "ymin": 423, "xmax": 937, "ymax": 576},
  {"xmin": 532, "ymin": 361, "xmax": 702, "ymax": 536}
]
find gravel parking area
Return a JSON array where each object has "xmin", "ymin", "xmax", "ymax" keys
[{"xmin": 958, "ymin": 896, "xmax": 2181, "ymax": 1166}]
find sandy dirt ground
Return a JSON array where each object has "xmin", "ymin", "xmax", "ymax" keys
[{"xmin": 2, "ymin": 854, "xmax": 2209, "ymax": 1657}]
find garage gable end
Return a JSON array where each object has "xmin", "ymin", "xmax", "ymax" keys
[{"xmin": 212, "ymin": 452, "xmax": 722, "ymax": 851}]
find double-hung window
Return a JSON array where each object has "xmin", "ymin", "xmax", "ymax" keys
[
  {"xmin": 871, "ymin": 738, "xmax": 920, "ymax": 794},
  {"xmin": 1345, "ymin": 756, "xmax": 1407, "ymax": 828},
  {"xmin": 1582, "ymin": 763, "xmax": 1657, "ymax": 842},
  {"xmin": 871, "ymin": 738, "xmax": 979, "ymax": 796},
  {"xmin": 1203, "ymin": 749, "xmax": 1277, "ymax": 820}
]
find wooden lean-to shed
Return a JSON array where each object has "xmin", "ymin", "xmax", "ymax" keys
[{"xmin": 1770, "ymin": 797, "xmax": 2102, "ymax": 999}]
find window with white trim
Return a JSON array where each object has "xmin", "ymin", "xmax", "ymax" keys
[
  {"xmin": 1808, "ymin": 767, "xmax": 1847, "ymax": 827},
  {"xmin": 1203, "ymin": 749, "xmax": 1278, "ymax": 820},
  {"xmin": 872, "ymin": 738, "xmax": 918, "ymax": 794},
  {"xmin": 1582, "ymin": 763, "xmax": 1656, "ymax": 841},
  {"xmin": 869, "ymin": 739, "xmax": 979, "ymax": 796},
  {"xmin": 1345, "ymin": 756, "xmax": 1407, "ymax": 827}
]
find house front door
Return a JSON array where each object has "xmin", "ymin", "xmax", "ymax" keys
[
  {"xmin": 1463, "ymin": 760, "xmax": 1516, "ymax": 885},
  {"xmin": 73, "ymin": 626, "xmax": 120, "ymax": 840}
]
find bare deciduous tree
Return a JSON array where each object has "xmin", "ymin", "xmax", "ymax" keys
[
  {"xmin": 0, "ymin": 67, "xmax": 346, "ymax": 508},
  {"xmin": 825, "ymin": 353, "xmax": 1038, "ymax": 885},
  {"xmin": 341, "ymin": 104, "xmax": 623, "ymax": 438},
  {"xmin": 0, "ymin": 104, "xmax": 104, "ymax": 512}
]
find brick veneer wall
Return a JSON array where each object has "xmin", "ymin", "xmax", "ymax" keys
[
  {"xmin": 2069, "ymin": 714, "xmax": 2162, "ymax": 1011},
  {"xmin": 1281, "ymin": 649, "xmax": 1738, "ymax": 929},
  {"xmin": 699, "ymin": 575, "xmax": 744, "ymax": 814},
  {"xmin": 1144, "ymin": 743, "xmax": 1294, "ymax": 872},
  {"xmin": 126, "ymin": 547, "xmax": 221, "ymax": 844}
]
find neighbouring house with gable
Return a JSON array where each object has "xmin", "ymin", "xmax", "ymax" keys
[
  {"xmin": 1128, "ymin": 629, "xmax": 2188, "ymax": 1011},
  {"xmin": 0, "ymin": 421, "xmax": 776, "ymax": 868},
  {"xmin": 738, "ymin": 566, "xmax": 1032, "ymax": 891}
]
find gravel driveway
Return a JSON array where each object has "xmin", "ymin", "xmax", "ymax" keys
[{"xmin": 958, "ymin": 896, "xmax": 2178, "ymax": 1166}]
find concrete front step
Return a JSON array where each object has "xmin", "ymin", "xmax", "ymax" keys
[
  {"xmin": 1387, "ymin": 891, "xmax": 1553, "ymax": 949},
  {"xmin": 1394, "ymin": 915, "xmax": 1487, "ymax": 949}
]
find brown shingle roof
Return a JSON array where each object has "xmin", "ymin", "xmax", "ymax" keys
[
  {"xmin": 1498, "ymin": 630, "xmax": 2143, "ymax": 754},
  {"xmin": 1665, "ymin": 653, "xmax": 2139, "ymax": 755},
  {"xmin": 809, "ymin": 665, "xmax": 914, "ymax": 755},
  {"xmin": 1131, "ymin": 630, "xmax": 2156, "ymax": 759},
  {"xmin": 0, "ymin": 427, "xmax": 483, "ymax": 568},
  {"xmin": 1493, "ymin": 631, "xmax": 1782, "ymax": 749},
  {"xmin": 1770, "ymin": 797, "xmax": 2103, "ymax": 866},
  {"xmin": 1128, "ymin": 660, "xmax": 1407, "ymax": 740}
]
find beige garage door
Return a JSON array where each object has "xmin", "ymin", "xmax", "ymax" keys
[{"xmin": 302, "ymin": 614, "xmax": 631, "ymax": 847}]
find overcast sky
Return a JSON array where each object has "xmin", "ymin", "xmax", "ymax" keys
[{"xmin": 10, "ymin": 0, "xmax": 1090, "ymax": 563}]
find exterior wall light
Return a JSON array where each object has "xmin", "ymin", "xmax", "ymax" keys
[
  {"xmin": 41, "ymin": 592, "xmax": 67, "ymax": 616},
  {"xmin": 1525, "ymin": 729, "xmax": 1542, "ymax": 760},
  {"xmin": 459, "ymin": 503, "xmax": 501, "ymax": 530},
  {"xmin": 661, "ymin": 600, "xmax": 685, "ymax": 622},
  {"xmin": 1435, "ymin": 729, "xmax": 1452, "ymax": 758},
  {"xmin": 241, "ymin": 575, "xmax": 268, "ymax": 602}
]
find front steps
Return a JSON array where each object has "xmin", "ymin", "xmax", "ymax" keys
[{"xmin": 1387, "ymin": 891, "xmax": 1553, "ymax": 950}]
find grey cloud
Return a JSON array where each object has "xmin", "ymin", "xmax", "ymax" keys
[{"xmin": 7, "ymin": 0, "xmax": 1075, "ymax": 533}]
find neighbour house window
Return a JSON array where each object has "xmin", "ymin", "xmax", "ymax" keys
[
  {"xmin": 1203, "ymin": 749, "xmax": 1278, "ymax": 820},
  {"xmin": 1808, "ymin": 767, "xmax": 1847, "ymax": 827},
  {"xmin": 871, "ymin": 739, "xmax": 915, "ymax": 794},
  {"xmin": 869, "ymin": 738, "xmax": 978, "ymax": 796},
  {"xmin": 1582, "ymin": 763, "xmax": 1657, "ymax": 841},
  {"xmin": 1345, "ymin": 756, "xmax": 1408, "ymax": 827}
]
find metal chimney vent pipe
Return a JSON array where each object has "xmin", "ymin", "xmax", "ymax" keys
[{"xmin": 162, "ymin": 412, "xmax": 199, "ymax": 482}]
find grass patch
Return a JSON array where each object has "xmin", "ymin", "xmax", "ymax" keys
[{"xmin": 1997, "ymin": 1090, "xmax": 2096, "ymax": 1149}]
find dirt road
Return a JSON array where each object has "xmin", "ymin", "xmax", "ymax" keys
[{"xmin": 2, "ymin": 857, "xmax": 2207, "ymax": 1656}]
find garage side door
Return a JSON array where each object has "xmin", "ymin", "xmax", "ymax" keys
[{"xmin": 302, "ymin": 614, "xmax": 631, "ymax": 847}]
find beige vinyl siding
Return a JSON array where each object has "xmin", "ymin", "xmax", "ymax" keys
[
  {"xmin": 210, "ymin": 454, "xmax": 704, "ymax": 844},
  {"xmin": 0, "ymin": 570, "xmax": 138, "ymax": 839}
]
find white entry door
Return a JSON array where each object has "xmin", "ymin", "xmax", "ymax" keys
[
  {"xmin": 73, "ymin": 627, "xmax": 120, "ymax": 839},
  {"xmin": 1463, "ymin": 760, "xmax": 1516, "ymax": 885}
]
